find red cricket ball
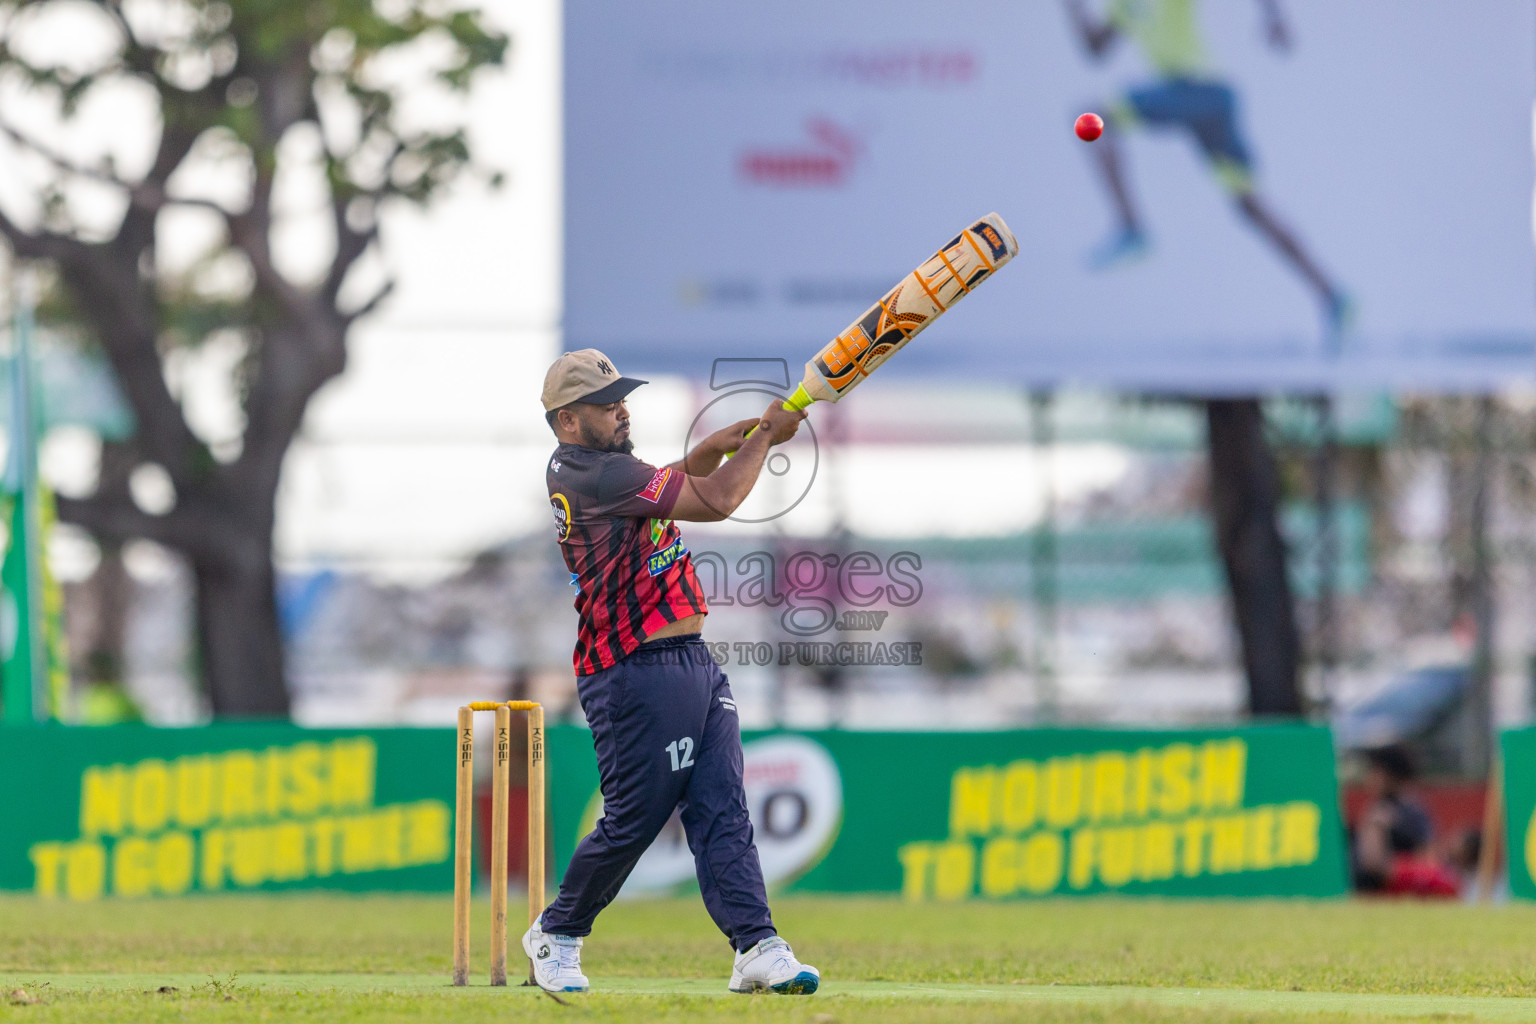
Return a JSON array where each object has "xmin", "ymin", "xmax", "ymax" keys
[{"xmin": 1075, "ymin": 112, "xmax": 1104, "ymax": 142}]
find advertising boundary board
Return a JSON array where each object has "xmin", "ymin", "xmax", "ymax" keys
[
  {"xmin": 0, "ymin": 725, "xmax": 456, "ymax": 899},
  {"xmin": 549, "ymin": 724, "xmax": 1348, "ymax": 900},
  {"xmin": 1500, "ymin": 729, "xmax": 1536, "ymax": 899}
]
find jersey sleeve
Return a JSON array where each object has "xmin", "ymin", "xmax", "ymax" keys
[{"xmin": 594, "ymin": 455, "xmax": 684, "ymax": 518}]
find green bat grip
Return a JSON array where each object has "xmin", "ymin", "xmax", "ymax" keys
[{"xmin": 725, "ymin": 383, "xmax": 814, "ymax": 458}]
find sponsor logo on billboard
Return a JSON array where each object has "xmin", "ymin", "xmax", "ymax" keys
[
  {"xmin": 738, "ymin": 118, "xmax": 864, "ymax": 188},
  {"xmin": 897, "ymin": 738, "xmax": 1325, "ymax": 900},
  {"xmin": 676, "ymin": 278, "xmax": 761, "ymax": 307},
  {"xmin": 642, "ymin": 47, "xmax": 977, "ymax": 89},
  {"xmin": 24, "ymin": 737, "xmax": 451, "ymax": 900},
  {"xmin": 578, "ymin": 735, "xmax": 842, "ymax": 894}
]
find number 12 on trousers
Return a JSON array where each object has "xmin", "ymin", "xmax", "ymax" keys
[{"xmin": 666, "ymin": 738, "xmax": 695, "ymax": 771}]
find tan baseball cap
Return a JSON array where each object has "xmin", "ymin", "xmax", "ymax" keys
[{"xmin": 541, "ymin": 349, "xmax": 648, "ymax": 412}]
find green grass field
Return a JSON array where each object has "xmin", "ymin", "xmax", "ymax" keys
[{"xmin": 2, "ymin": 894, "xmax": 1533, "ymax": 1022}]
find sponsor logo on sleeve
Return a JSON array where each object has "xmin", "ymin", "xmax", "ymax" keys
[
  {"xmin": 649, "ymin": 518, "xmax": 672, "ymax": 545},
  {"xmin": 551, "ymin": 493, "xmax": 572, "ymax": 541},
  {"xmin": 638, "ymin": 467, "xmax": 672, "ymax": 503}
]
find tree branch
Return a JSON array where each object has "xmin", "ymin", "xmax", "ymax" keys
[
  {"xmin": 231, "ymin": 320, "xmax": 345, "ymax": 502},
  {"xmin": 344, "ymin": 278, "xmax": 394, "ymax": 325},
  {"xmin": 0, "ymin": 201, "xmax": 209, "ymax": 496},
  {"xmin": 43, "ymin": 240, "xmax": 209, "ymax": 486},
  {"xmin": 0, "ymin": 117, "xmax": 231, "ymax": 218},
  {"xmin": 56, "ymin": 492, "xmax": 225, "ymax": 559},
  {"xmin": 82, "ymin": 0, "xmax": 157, "ymax": 78},
  {"xmin": 322, "ymin": 194, "xmax": 379, "ymax": 308},
  {"xmin": 0, "ymin": 202, "xmax": 84, "ymax": 262}
]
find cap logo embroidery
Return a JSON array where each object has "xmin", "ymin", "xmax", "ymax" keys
[{"xmin": 596, "ymin": 359, "xmax": 613, "ymax": 375}]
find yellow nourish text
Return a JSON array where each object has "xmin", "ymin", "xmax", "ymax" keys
[
  {"xmin": 896, "ymin": 739, "xmax": 1324, "ymax": 899},
  {"xmin": 27, "ymin": 738, "xmax": 451, "ymax": 899}
]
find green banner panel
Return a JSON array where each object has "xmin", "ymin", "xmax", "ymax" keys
[
  {"xmin": 550, "ymin": 724, "xmax": 1348, "ymax": 900},
  {"xmin": 1500, "ymin": 728, "xmax": 1536, "ymax": 899},
  {"xmin": 0, "ymin": 725, "xmax": 455, "ymax": 899}
]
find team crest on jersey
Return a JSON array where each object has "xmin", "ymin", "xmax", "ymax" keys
[
  {"xmin": 638, "ymin": 467, "xmax": 671, "ymax": 503},
  {"xmin": 551, "ymin": 493, "xmax": 572, "ymax": 541}
]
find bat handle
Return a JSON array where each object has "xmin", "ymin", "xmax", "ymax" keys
[{"xmin": 726, "ymin": 384, "xmax": 814, "ymax": 458}]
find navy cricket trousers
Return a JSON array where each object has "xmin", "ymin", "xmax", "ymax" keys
[{"xmin": 540, "ymin": 634, "xmax": 776, "ymax": 952}]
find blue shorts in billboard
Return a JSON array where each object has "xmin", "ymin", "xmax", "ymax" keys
[{"xmin": 1124, "ymin": 78, "xmax": 1252, "ymax": 171}]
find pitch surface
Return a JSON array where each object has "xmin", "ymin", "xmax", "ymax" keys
[{"xmin": 2, "ymin": 894, "xmax": 1532, "ymax": 1021}]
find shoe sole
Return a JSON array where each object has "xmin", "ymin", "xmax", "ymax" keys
[
  {"xmin": 530, "ymin": 976, "xmax": 590, "ymax": 994},
  {"xmin": 773, "ymin": 972, "xmax": 819, "ymax": 995},
  {"xmin": 730, "ymin": 971, "xmax": 820, "ymax": 995}
]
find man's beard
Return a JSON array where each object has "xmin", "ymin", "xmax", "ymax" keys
[{"xmin": 579, "ymin": 421, "xmax": 634, "ymax": 455}]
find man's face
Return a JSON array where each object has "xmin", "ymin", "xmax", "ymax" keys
[{"xmin": 569, "ymin": 400, "xmax": 632, "ymax": 454}]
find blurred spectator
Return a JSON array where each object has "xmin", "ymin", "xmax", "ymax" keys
[{"xmin": 1350, "ymin": 744, "xmax": 1464, "ymax": 898}]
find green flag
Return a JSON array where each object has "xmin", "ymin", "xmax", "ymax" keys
[{"xmin": 0, "ymin": 277, "xmax": 62, "ymax": 723}]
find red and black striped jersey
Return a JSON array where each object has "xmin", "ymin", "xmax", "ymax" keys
[{"xmin": 547, "ymin": 443, "xmax": 708, "ymax": 675}]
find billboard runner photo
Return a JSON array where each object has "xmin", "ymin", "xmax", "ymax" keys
[
  {"xmin": 1065, "ymin": 0, "xmax": 1350, "ymax": 338},
  {"xmin": 531, "ymin": 349, "xmax": 817, "ymax": 995}
]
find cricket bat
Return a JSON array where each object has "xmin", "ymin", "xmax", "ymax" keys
[{"xmin": 741, "ymin": 212, "xmax": 1019, "ymax": 444}]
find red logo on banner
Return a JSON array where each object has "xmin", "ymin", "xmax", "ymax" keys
[{"xmin": 739, "ymin": 118, "xmax": 864, "ymax": 187}]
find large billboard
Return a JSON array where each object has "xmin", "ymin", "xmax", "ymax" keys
[
  {"xmin": 0, "ymin": 726, "xmax": 454, "ymax": 898},
  {"xmin": 1502, "ymin": 727, "xmax": 1536, "ymax": 900},
  {"xmin": 550, "ymin": 725, "xmax": 1348, "ymax": 899},
  {"xmin": 565, "ymin": 1, "xmax": 1535, "ymax": 392}
]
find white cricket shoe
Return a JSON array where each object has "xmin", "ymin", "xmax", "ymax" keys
[
  {"xmin": 729, "ymin": 936, "xmax": 820, "ymax": 994},
  {"xmin": 522, "ymin": 917, "xmax": 590, "ymax": 993}
]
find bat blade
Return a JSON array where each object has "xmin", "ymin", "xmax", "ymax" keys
[
  {"xmin": 729, "ymin": 214, "xmax": 1018, "ymax": 454},
  {"xmin": 800, "ymin": 212, "xmax": 1018, "ymax": 405}
]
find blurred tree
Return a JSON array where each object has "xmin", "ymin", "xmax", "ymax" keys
[
  {"xmin": 1206, "ymin": 399, "xmax": 1303, "ymax": 716},
  {"xmin": 76, "ymin": 439, "xmax": 134, "ymax": 699},
  {"xmin": 0, "ymin": 0, "xmax": 507, "ymax": 715}
]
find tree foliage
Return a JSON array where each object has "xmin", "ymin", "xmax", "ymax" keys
[{"xmin": 0, "ymin": 0, "xmax": 507, "ymax": 714}]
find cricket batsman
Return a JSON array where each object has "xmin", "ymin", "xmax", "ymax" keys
[{"xmin": 524, "ymin": 348, "xmax": 819, "ymax": 995}]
